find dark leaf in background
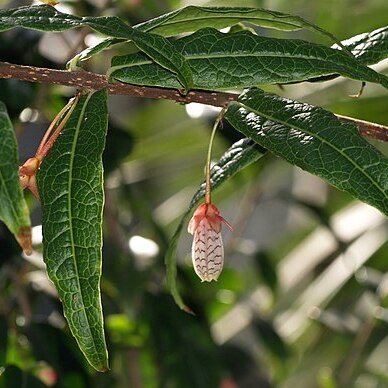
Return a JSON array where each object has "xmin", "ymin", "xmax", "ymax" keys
[
  {"xmin": 143, "ymin": 292, "xmax": 224, "ymax": 388},
  {"xmin": 0, "ymin": 365, "xmax": 46, "ymax": 388},
  {"xmin": 0, "ymin": 28, "xmax": 53, "ymax": 116},
  {"xmin": 25, "ymin": 322, "xmax": 90, "ymax": 384},
  {"xmin": 0, "ymin": 29, "xmax": 50, "ymax": 66},
  {"xmin": 221, "ymin": 344, "xmax": 272, "ymax": 388},
  {"xmin": 103, "ymin": 123, "xmax": 134, "ymax": 175},
  {"xmin": 0, "ymin": 314, "xmax": 7, "ymax": 366},
  {"xmin": 255, "ymin": 251, "xmax": 278, "ymax": 295},
  {"xmin": 0, "ymin": 79, "xmax": 37, "ymax": 118},
  {"xmin": 253, "ymin": 317, "xmax": 290, "ymax": 361},
  {"xmin": 0, "ymin": 223, "xmax": 22, "ymax": 266}
]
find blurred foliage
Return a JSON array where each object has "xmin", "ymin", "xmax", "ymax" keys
[{"xmin": 0, "ymin": 0, "xmax": 387, "ymax": 387}]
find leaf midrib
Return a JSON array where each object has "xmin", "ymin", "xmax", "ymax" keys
[
  {"xmin": 138, "ymin": 9, "xmax": 339, "ymax": 44},
  {"xmin": 111, "ymin": 51, "xmax": 359, "ymax": 73},
  {"xmin": 233, "ymin": 100, "xmax": 388, "ymax": 200},
  {"xmin": 67, "ymin": 92, "xmax": 99, "ymax": 359},
  {"xmin": 141, "ymin": 14, "xmax": 302, "ymax": 33}
]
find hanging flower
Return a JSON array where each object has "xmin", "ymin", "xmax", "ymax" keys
[{"xmin": 188, "ymin": 203, "xmax": 232, "ymax": 282}]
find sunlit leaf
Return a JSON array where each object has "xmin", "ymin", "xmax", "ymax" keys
[
  {"xmin": 37, "ymin": 90, "xmax": 109, "ymax": 371},
  {"xmin": 335, "ymin": 26, "xmax": 388, "ymax": 65},
  {"xmin": 109, "ymin": 28, "xmax": 388, "ymax": 90},
  {"xmin": 253, "ymin": 317, "xmax": 290, "ymax": 360},
  {"xmin": 136, "ymin": 5, "xmax": 343, "ymax": 46},
  {"xmin": 225, "ymin": 88, "xmax": 388, "ymax": 215},
  {"xmin": 69, "ymin": 5, "xmax": 350, "ymax": 67}
]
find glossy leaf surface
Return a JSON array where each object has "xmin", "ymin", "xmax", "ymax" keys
[
  {"xmin": 225, "ymin": 88, "xmax": 388, "ymax": 215},
  {"xmin": 135, "ymin": 5, "xmax": 342, "ymax": 45},
  {"xmin": 73, "ymin": 5, "xmax": 346, "ymax": 67},
  {"xmin": 335, "ymin": 26, "xmax": 388, "ymax": 65},
  {"xmin": 0, "ymin": 101, "xmax": 31, "ymax": 253},
  {"xmin": 109, "ymin": 28, "xmax": 388, "ymax": 90},
  {"xmin": 37, "ymin": 90, "xmax": 109, "ymax": 371}
]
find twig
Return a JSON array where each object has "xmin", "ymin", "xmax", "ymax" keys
[
  {"xmin": 0, "ymin": 61, "xmax": 235, "ymax": 107},
  {"xmin": 338, "ymin": 318, "xmax": 376, "ymax": 387},
  {"xmin": 337, "ymin": 114, "xmax": 388, "ymax": 142},
  {"xmin": 1, "ymin": 61, "xmax": 387, "ymax": 142}
]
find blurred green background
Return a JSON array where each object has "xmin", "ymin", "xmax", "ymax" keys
[{"xmin": 0, "ymin": 0, "xmax": 387, "ymax": 387}]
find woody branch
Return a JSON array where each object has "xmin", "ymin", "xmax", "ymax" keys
[{"xmin": 0, "ymin": 61, "xmax": 387, "ymax": 142}]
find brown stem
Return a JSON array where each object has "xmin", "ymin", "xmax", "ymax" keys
[
  {"xmin": 36, "ymin": 96, "xmax": 77, "ymax": 157},
  {"xmin": 0, "ymin": 61, "xmax": 235, "ymax": 107},
  {"xmin": 1, "ymin": 61, "xmax": 388, "ymax": 142},
  {"xmin": 337, "ymin": 114, "xmax": 388, "ymax": 142},
  {"xmin": 338, "ymin": 318, "xmax": 376, "ymax": 387}
]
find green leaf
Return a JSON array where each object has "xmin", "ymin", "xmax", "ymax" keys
[
  {"xmin": 335, "ymin": 26, "xmax": 388, "ymax": 65},
  {"xmin": 252, "ymin": 317, "xmax": 290, "ymax": 360},
  {"xmin": 255, "ymin": 251, "xmax": 278, "ymax": 295},
  {"xmin": 71, "ymin": 5, "xmax": 347, "ymax": 68},
  {"xmin": 0, "ymin": 365, "xmax": 46, "ymax": 388},
  {"xmin": 0, "ymin": 101, "xmax": 31, "ymax": 254},
  {"xmin": 0, "ymin": 5, "xmax": 192, "ymax": 91},
  {"xmin": 109, "ymin": 28, "xmax": 388, "ymax": 90},
  {"xmin": 36, "ymin": 90, "xmax": 109, "ymax": 371},
  {"xmin": 135, "ymin": 5, "xmax": 343, "ymax": 47},
  {"xmin": 225, "ymin": 88, "xmax": 388, "ymax": 215},
  {"xmin": 144, "ymin": 292, "xmax": 224, "ymax": 387},
  {"xmin": 128, "ymin": 28, "xmax": 193, "ymax": 91},
  {"xmin": 67, "ymin": 37, "xmax": 124, "ymax": 69},
  {"xmin": 166, "ymin": 138, "xmax": 266, "ymax": 310}
]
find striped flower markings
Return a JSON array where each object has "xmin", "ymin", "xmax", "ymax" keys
[
  {"xmin": 19, "ymin": 95, "xmax": 79, "ymax": 200},
  {"xmin": 187, "ymin": 108, "xmax": 232, "ymax": 282},
  {"xmin": 188, "ymin": 202, "xmax": 232, "ymax": 282}
]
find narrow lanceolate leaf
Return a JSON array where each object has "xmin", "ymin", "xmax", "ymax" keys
[
  {"xmin": 225, "ymin": 88, "xmax": 388, "ymax": 215},
  {"xmin": 135, "ymin": 5, "xmax": 344, "ymax": 48},
  {"xmin": 109, "ymin": 28, "xmax": 388, "ymax": 91},
  {"xmin": 0, "ymin": 5, "xmax": 192, "ymax": 90},
  {"xmin": 37, "ymin": 90, "xmax": 109, "ymax": 371},
  {"xmin": 70, "ymin": 5, "xmax": 348, "ymax": 68},
  {"xmin": 166, "ymin": 139, "xmax": 266, "ymax": 310},
  {"xmin": 0, "ymin": 102, "xmax": 32, "ymax": 254},
  {"xmin": 334, "ymin": 26, "xmax": 388, "ymax": 65}
]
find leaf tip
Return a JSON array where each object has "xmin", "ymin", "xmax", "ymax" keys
[
  {"xmin": 90, "ymin": 356, "xmax": 109, "ymax": 372},
  {"xmin": 183, "ymin": 305, "xmax": 195, "ymax": 315},
  {"xmin": 16, "ymin": 226, "xmax": 32, "ymax": 255},
  {"xmin": 175, "ymin": 300, "xmax": 196, "ymax": 316},
  {"xmin": 96, "ymin": 365, "xmax": 110, "ymax": 373}
]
